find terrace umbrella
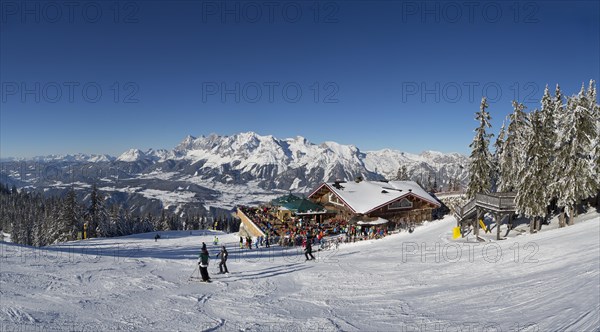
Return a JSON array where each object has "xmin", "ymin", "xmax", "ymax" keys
[
  {"xmin": 271, "ymin": 193, "xmax": 302, "ymax": 206},
  {"xmin": 281, "ymin": 198, "xmax": 324, "ymax": 214}
]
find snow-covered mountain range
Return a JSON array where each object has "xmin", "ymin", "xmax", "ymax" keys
[
  {"xmin": 0, "ymin": 132, "xmax": 468, "ymax": 214},
  {"xmin": 114, "ymin": 132, "xmax": 468, "ymax": 188}
]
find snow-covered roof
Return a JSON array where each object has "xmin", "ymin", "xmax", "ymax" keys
[{"xmin": 309, "ymin": 180, "xmax": 440, "ymax": 214}]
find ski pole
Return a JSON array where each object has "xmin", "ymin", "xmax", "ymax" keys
[{"xmin": 189, "ymin": 264, "xmax": 199, "ymax": 279}]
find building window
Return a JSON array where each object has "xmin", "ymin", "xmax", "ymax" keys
[{"xmin": 388, "ymin": 198, "xmax": 413, "ymax": 210}]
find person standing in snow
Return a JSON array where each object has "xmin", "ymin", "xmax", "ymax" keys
[
  {"xmin": 213, "ymin": 236, "xmax": 219, "ymax": 245},
  {"xmin": 305, "ymin": 236, "xmax": 315, "ymax": 261},
  {"xmin": 216, "ymin": 246, "xmax": 229, "ymax": 274},
  {"xmin": 198, "ymin": 247, "xmax": 211, "ymax": 282}
]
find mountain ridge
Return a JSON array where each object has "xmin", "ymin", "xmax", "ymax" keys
[{"xmin": 0, "ymin": 132, "xmax": 469, "ymax": 214}]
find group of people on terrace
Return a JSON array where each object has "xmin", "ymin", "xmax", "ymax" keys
[{"xmin": 238, "ymin": 204, "xmax": 401, "ymax": 249}]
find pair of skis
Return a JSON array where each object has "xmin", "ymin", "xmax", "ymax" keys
[
  {"xmin": 189, "ymin": 276, "xmax": 215, "ymax": 283},
  {"xmin": 188, "ymin": 266, "xmax": 232, "ymax": 283}
]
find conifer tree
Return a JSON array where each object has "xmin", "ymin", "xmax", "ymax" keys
[
  {"xmin": 162, "ymin": 212, "xmax": 172, "ymax": 231},
  {"xmin": 552, "ymin": 82, "xmax": 598, "ymax": 224},
  {"xmin": 492, "ymin": 121, "xmax": 506, "ymax": 192},
  {"xmin": 467, "ymin": 97, "xmax": 494, "ymax": 199},
  {"xmin": 515, "ymin": 110, "xmax": 551, "ymax": 231},
  {"xmin": 585, "ymin": 80, "xmax": 600, "ymax": 200},
  {"xmin": 395, "ymin": 165, "xmax": 409, "ymax": 181},
  {"xmin": 498, "ymin": 101, "xmax": 528, "ymax": 192},
  {"xmin": 86, "ymin": 184, "xmax": 108, "ymax": 238},
  {"xmin": 536, "ymin": 86, "xmax": 558, "ymax": 205},
  {"xmin": 550, "ymin": 85, "xmax": 565, "ymax": 201},
  {"xmin": 56, "ymin": 188, "xmax": 81, "ymax": 242}
]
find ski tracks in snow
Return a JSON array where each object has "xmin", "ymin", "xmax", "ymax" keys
[{"xmin": 2, "ymin": 218, "xmax": 599, "ymax": 331}]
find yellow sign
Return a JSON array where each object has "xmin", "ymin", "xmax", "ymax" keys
[{"xmin": 452, "ymin": 227, "xmax": 461, "ymax": 239}]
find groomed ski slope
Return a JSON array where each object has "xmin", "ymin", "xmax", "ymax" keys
[{"xmin": 1, "ymin": 213, "xmax": 599, "ymax": 332}]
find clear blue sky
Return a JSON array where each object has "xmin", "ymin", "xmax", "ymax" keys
[{"xmin": 1, "ymin": 0, "xmax": 598, "ymax": 158}]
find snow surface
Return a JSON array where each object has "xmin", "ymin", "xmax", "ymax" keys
[{"xmin": 1, "ymin": 215, "xmax": 599, "ymax": 331}]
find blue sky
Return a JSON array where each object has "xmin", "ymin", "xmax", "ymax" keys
[{"xmin": 1, "ymin": 0, "xmax": 598, "ymax": 158}]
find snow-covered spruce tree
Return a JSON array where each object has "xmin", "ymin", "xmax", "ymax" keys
[
  {"xmin": 98, "ymin": 204, "xmax": 120, "ymax": 237},
  {"xmin": 154, "ymin": 210, "xmax": 165, "ymax": 231},
  {"xmin": 585, "ymin": 80, "xmax": 600, "ymax": 204},
  {"xmin": 449, "ymin": 175, "xmax": 462, "ymax": 192},
  {"xmin": 146, "ymin": 213, "xmax": 156, "ymax": 231},
  {"xmin": 116, "ymin": 206, "xmax": 136, "ymax": 236},
  {"xmin": 498, "ymin": 101, "xmax": 528, "ymax": 192},
  {"xmin": 190, "ymin": 215, "xmax": 200, "ymax": 230},
  {"xmin": 201, "ymin": 215, "xmax": 207, "ymax": 230},
  {"xmin": 172, "ymin": 215, "xmax": 182, "ymax": 230},
  {"xmin": 162, "ymin": 212, "xmax": 172, "ymax": 231},
  {"xmin": 86, "ymin": 184, "xmax": 108, "ymax": 238},
  {"xmin": 547, "ymin": 85, "xmax": 567, "ymax": 215},
  {"xmin": 537, "ymin": 86, "xmax": 558, "ymax": 208},
  {"xmin": 32, "ymin": 218, "xmax": 44, "ymax": 247},
  {"xmin": 395, "ymin": 165, "xmax": 409, "ymax": 181},
  {"xmin": 183, "ymin": 215, "xmax": 189, "ymax": 231},
  {"xmin": 30, "ymin": 193, "xmax": 47, "ymax": 246},
  {"xmin": 467, "ymin": 97, "xmax": 494, "ymax": 199},
  {"xmin": 426, "ymin": 174, "xmax": 435, "ymax": 192},
  {"xmin": 17, "ymin": 193, "xmax": 34, "ymax": 245},
  {"xmin": 43, "ymin": 198, "xmax": 61, "ymax": 245},
  {"xmin": 492, "ymin": 121, "xmax": 506, "ymax": 192},
  {"xmin": 515, "ymin": 110, "xmax": 552, "ymax": 232},
  {"xmin": 540, "ymin": 85, "xmax": 558, "ymax": 162},
  {"xmin": 552, "ymin": 83, "xmax": 597, "ymax": 225},
  {"xmin": 36, "ymin": 199, "xmax": 56, "ymax": 247},
  {"xmin": 56, "ymin": 188, "xmax": 81, "ymax": 243}
]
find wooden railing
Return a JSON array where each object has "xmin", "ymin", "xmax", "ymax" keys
[
  {"xmin": 455, "ymin": 192, "xmax": 517, "ymax": 222},
  {"xmin": 455, "ymin": 198, "xmax": 476, "ymax": 220},
  {"xmin": 475, "ymin": 193, "xmax": 516, "ymax": 211}
]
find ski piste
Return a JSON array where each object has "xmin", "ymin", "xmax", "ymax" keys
[{"xmin": 2, "ymin": 212, "xmax": 599, "ymax": 331}]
